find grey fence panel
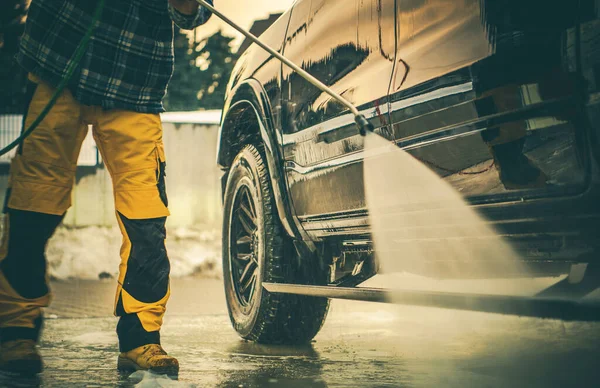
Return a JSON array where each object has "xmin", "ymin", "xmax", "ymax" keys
[
  {"xmin": 0, "ymin": 115, "xmax": 22, "ymax": 163},
  {"xmin": 0, "ymin": 115, "xmax": 99, "ymax": 166}
]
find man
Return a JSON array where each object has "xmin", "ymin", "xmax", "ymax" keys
[{"xmin": 0, "ymin": 0, "xmax": 212, "ymax": 376}]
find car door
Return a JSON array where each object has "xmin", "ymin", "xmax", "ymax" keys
[
  {"xmin": 281, "ymin": 0, "xmax": 397, "ymax": 235},
  {"xmin": 388, "ymin": 0, "xmax": 588, "ymax": 203}
]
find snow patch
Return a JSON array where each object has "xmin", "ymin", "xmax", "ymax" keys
[
  {"xmin": 167, "ymin": 227, "xmax": 221, "ymax": 278},
  {"xmin": 160, "ymin": 110, "xmax": 222, "ymax": 125},
  {"xmin": 46, "ymin": 226, "xmax": 221, "ymax": 280}
]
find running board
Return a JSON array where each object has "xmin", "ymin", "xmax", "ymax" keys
[{"xmin": 262, "ymin": 283, "xmax": 600, "ymax": 322}]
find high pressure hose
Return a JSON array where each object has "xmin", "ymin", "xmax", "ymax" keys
[
  {"xmin": 193, "ymin": 0, "xmax": 376, "ymax": 136},
  {"xmin": 0, "ymin": 0, "xmax": 106, "ymax": 157}
]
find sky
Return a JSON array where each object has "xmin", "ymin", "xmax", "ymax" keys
[{"xmin": 191, "ymin": 0, "xmax": 296, "ymax": 50}]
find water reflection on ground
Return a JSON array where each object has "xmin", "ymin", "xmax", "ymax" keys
[
  {"xmin": 0, "ymin": 279, "xmax": 598, "ymax": 387},
  {"xmin": 216, "ymin": 342, "xmax": 327, "ymax": 388}
]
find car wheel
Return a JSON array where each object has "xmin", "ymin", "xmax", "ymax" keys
[{"xmin": 222, "ymin": 144, "xmax": 330, "ymax": 344}]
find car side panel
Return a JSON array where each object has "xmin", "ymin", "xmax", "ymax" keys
[
  {"xmin": 389, "ymin": 0, "xmax": 588, "ymax": 203},
  {"xmin": 299, "ymin": 0, "xmax": 600, "ymax": 265},
  {"xmin": 281, "ymin": 0, "xmax": 397, "ymax": 219}
]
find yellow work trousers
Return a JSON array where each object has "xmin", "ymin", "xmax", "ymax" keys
[{"xmin": 0, "ymin": 74, "xmax": 171, "ymax": 351}]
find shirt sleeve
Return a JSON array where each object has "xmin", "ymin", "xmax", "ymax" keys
[{"xmin": 169, "ymin": 0, "xmax": 213, "ymax": 30}]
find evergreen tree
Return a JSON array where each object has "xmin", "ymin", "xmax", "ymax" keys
[
  {"xmin": 163, "ymin": 27, "xmax": 204, "ymax": 111},
  {"xmin": 194, "ymin": 29, "xmax": 235, "ymax": 110}
]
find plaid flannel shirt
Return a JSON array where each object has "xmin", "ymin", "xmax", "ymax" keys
[{"xmin": 17, "ymin": 0, "xmax": 212, "ymax": 113}]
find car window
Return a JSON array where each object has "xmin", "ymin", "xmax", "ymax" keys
[{"xmin": 282, "ymin": 0, "xmax": 370, "ymax": 134}]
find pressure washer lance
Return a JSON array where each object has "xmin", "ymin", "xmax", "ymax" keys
[{"xmin": 194, "ymin": 0, "xmax": 375, "ymax": 136}]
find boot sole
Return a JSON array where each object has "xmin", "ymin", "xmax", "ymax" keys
[{"xmin": 117, "ymin": 356, "xmax": 179, "ymax": 376}]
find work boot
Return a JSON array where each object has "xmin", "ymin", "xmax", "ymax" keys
[
  {"xmin": 0, "ymin": 339, "xmax": 43, "ymax": 375},
  {"xmin": 117, "ymin": 344, "xmax": 179, "ymax": 375}
]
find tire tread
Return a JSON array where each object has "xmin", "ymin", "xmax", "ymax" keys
[{"xmin": 225, "ymin": 144, "xmax": 329, "ymax": 344}]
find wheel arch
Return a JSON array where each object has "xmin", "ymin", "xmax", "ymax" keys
[{"xmin": 217, "ymin": 79, "xmax": 303, "ymax": 242}]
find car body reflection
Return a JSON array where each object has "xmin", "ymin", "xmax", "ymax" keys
[{"xmin": 218, "ymin": 0, "xmax": 600, "ymax": 279}]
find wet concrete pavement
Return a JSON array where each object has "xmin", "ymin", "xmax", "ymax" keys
[{"xmin": 1, "ymin": 277, "xmax": 599, "ymax": 387}]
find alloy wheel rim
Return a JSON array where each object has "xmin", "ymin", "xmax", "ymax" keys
[{"xmin": 230, "ymin": 184, "xmax": 260, "ymax": 308}]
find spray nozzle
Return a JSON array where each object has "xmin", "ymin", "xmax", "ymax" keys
[{"xmin": 355, "ymin": 115, "xmax": 375, "ymax": 136}]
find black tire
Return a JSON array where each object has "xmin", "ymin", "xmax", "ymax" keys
[{"xmin": 222, "ymin": 144, "xmax": 330, "ymax": 344}]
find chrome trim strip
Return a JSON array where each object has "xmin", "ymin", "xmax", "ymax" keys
[
  {"xmin": 282, "ymin": 104, "xmax": 387, "ymax": 146},
  {"xmin": 286, "ymin": 83, "xmax": 473, "ymax": 174},
  {"xmin": 285, "ymin": 151, "xmax": 364, "ymax": 175},
  {"xmin": 388, "ymin": 82, "xmax": 473, "ymax": 113},
  {"xmin": 395, "ymin": 97, "xmax": 573, "ymax": 150},
  {"xmin": 286, "ymin": 97, "xmax": 573, "ymax": 175}
]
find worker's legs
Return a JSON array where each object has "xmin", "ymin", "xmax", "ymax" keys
[
  {"xmin": 90, "ymin": 109, "xmax": 171, "ymax": 353},
  {"xmin": 0, "ymin": 74, "xmax": 86, "ymax": 345}
]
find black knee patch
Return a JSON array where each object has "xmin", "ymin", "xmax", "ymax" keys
[{"xmin": 117, "ymin": 212, "xmax": 170, "ymax": 304}]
